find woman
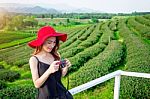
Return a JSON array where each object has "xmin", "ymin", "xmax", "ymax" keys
[{"xmin": 28, "ymin": 26, "xmax": 72, "ymax": 99}]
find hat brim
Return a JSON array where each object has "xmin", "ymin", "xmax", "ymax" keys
[{"xmin": 28, "ymin": 32, "xmax": 67, "ymax": 48}]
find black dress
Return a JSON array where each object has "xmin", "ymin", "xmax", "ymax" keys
[{"xmin": 34, "ymin": 56, "xmax": 67, "ymax": 99}]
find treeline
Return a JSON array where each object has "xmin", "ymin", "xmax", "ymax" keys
[
  {"xmin": 43, "ymin": 13, "xmax": 115, "ymax": 19},
  {"xmin": 1, "ymin": 12, "xmax": 150, "ymax": 31},
  {"xmin": 33, "ymin": 12, "xmax": 150, "ymax": 19},
  {"xmin": 0, "ymin": 14, "xmax": 38, "ymax": 30}
]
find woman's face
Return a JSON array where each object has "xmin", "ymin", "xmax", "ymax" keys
[{"xmin": 42, "ymin": 37, "xmax": 56, "ymax": 53}]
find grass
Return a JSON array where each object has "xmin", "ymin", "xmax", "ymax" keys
[{"xmin": 73, "ymin": 79, "xmax": 114, "ymax": 99}]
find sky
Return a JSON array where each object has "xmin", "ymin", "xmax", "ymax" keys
[{"xmin": 0, "ymin": 0, "xmax": 150, "ymax": 13}]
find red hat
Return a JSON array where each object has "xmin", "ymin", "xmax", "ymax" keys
[{"xmin": 28, "ymin": 26, "xmax": 67, "ymax": 48}]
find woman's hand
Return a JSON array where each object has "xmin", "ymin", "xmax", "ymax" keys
[
  {"xmin": 61, "ymin": 59, "xmax": 71, "ymax": 77},
  {"xmin": 62, "ymin": 58, "xmax": 71, "ymax": 69},
  {"xmin": 48, "ymin": 61, "xmax": 60, "ymax": 74},
  {"xmin": 65, "ymin": 58, "xmax": 71, "ymax": 68}
]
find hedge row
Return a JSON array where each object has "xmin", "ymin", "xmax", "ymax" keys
[
  {"xmin": 61, "ymin": 23, "xmax": 103, "ymax": 58},
  {"xmin": 78, "ymin": 31, "xmax": 102, "ymax": 48},
  {"xmin": 0, "ymin": 44, "xmax": 26, "ymax": 61},
  {"xmin": 78, "ymin": 25, "xmax": 96, "ymax": 41},
  {"xmin": 22, "ymin": 64, "xmax": 30, "ymax": 71},
  {"xmin": 143, "ymin": 14, "xmax": 150, "ymax": 20},
  {"xmin": 109, "ymin": 20, "xmax": 118, "ymax": 31},
  {"xmin": 0, "ymin": 69, "xmax": 20, "ymax": 82},
  {"xmin": 0, "ymin": 64, "xmax": 7, "ymax": 90},
  {"xmin": 0, "ymin": 64, "xmax": 4, "ymax": 69},
  {"xmin": 70, "ymin": 40, "xmax": 124, "ymax": 87},
  {"xmin": 66, "ymin": 25, "xmax": 90, "ymax": 39},
  {"xmin": 0, "ymin": 85, "xmax": 37, "ymax": 99},
  {"xmin": 0, "ymin": 80, "xmax": 7, "ymax": 90},
  {"xmin": 0, "ymin": 44, "xmax": 26, "ymax": 60},
  {"xmin": 61, "ymin": 46, "xmax": 85, "ymax": 58},
  {"xmin": 0, "ymin": 44, "xmax": 32, "ymax": 66},
  {"xmin": 59, "ymin": 26, "xmax": 89, "ymax": 50},
  {"xmin": 0, "ymin": 36, "xmax": 36, "ymax": 49},
  {"xmin": 118, "ymin": 19, "xmax": 150, "ymax": 99},
  {"xmin": 67, "ymin": 22, "xmax": 116, "ymax": 72},
  {"xmin": 68, "ymin": 42, "xmax": 106, "ymax": 73},
  {"xmin": 0, "ymin": 31, "xmax": 34, "ymax": 44},
  {"xmin": 135, "ymin": 16, "xmax": 150, "ymax": 27},
  {"xmin": 127, "ymin": 17, "xmax": 150, "ymax": 39},
  {"xmin": 13, "ymin": 56, "xmax": 30, "ymax": 67},
  {"xmin": 79, "ymin": 23, "xmax": 103, "ymax": 48},
  {"xmin": 59, "ymin": 25, "xmax": 95, "ymax": 53},
  {"xmin": 100, "ymin": 21, "xmax": 115, "ymax": 44},
  {"xmin": 6, "ymin": 50, "xmax": 32, "ymax": 66},
  {"xmin": 59, "ymin": 40, "xmax": 82, "ymax": 54},
  {"xmin": 59, "ymin": 29, "xmax": 82, "ymax": 49}
]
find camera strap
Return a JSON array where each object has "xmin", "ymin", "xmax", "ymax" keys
[{"xmin": 67, "ymin": 74, "xmax": 69, "ymax": 90}]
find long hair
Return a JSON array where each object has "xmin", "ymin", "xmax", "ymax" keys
[{"xmin": 32, "ymin": 37, "xmax": 60, "ymax": 60}]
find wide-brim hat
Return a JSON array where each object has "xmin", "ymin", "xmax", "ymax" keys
[{"xmin": 28, "ymin": 26, "xmax": 67, "ymax": 48}]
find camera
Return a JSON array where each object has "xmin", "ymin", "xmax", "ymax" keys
[{"xmin": 60, "ymin": 59, "xmax": 66, "ymax": 68}]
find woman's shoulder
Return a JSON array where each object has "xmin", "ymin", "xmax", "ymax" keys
[{"xmin": 29, "ymin": 56, "xmax": 38, "ymax": 64}]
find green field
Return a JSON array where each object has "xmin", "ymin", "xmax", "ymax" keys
[{"xmin": 0, "ymin": 14, "xmax": 150, "ymax": 99}]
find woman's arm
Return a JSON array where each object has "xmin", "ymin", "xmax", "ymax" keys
[
  {"xmin": 29, "ymin": 56, "xmax": 59, "ymax": 88},
  {"xmin": 61, "ymin": 66, "xmax": 69, "ymax": 77}
]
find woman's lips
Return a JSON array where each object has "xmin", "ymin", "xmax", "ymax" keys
[{"xmin": 48, "ymin": 48, "xmax": 52, "ymax": 50}]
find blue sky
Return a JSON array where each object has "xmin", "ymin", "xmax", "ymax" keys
[{"xmin": 0, "ymin": 0, "xmax": 150, "ymax": 13}]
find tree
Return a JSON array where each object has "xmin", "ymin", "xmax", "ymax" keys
[
  {"xmin": 23, "ymin": 16, "xmax": 38, "ymax": 27},
  {"xmin": 51, "ymin": 14, "xmax": 54, "ymax": 19},
  {"xmin": 5, "ymin": 15, "xmax": 25, "ymax": 30},
  {"xmin": 66, "ymin": 18, "xmax": 70, "ymax": 26},
  {"xmin": 91, "ymin": 18, "xmax": 99, "ymax": 23},
  {"xmin": 42, "ymin": 14, "xmax": 45, "ymax": 18},
  {"xmin": 66, "ymin": 18, "xmax": 70, "ymax": 23},
  {"xmin": 58, "ymin": 22, "xmax": 63, "ymax": 26}
]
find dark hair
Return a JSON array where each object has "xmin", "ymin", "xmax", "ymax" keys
[{"xmin": 32, "ymin": 37, "xmax": 60, "ymax": 60}]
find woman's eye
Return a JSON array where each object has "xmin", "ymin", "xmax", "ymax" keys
[
  {"xmin": 46, "ymin": 41, "xmax": 56, "ymax": 44},
  {"xmin": 47, "ymin": 42, "xmax": 51, "ymax": 44}
]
